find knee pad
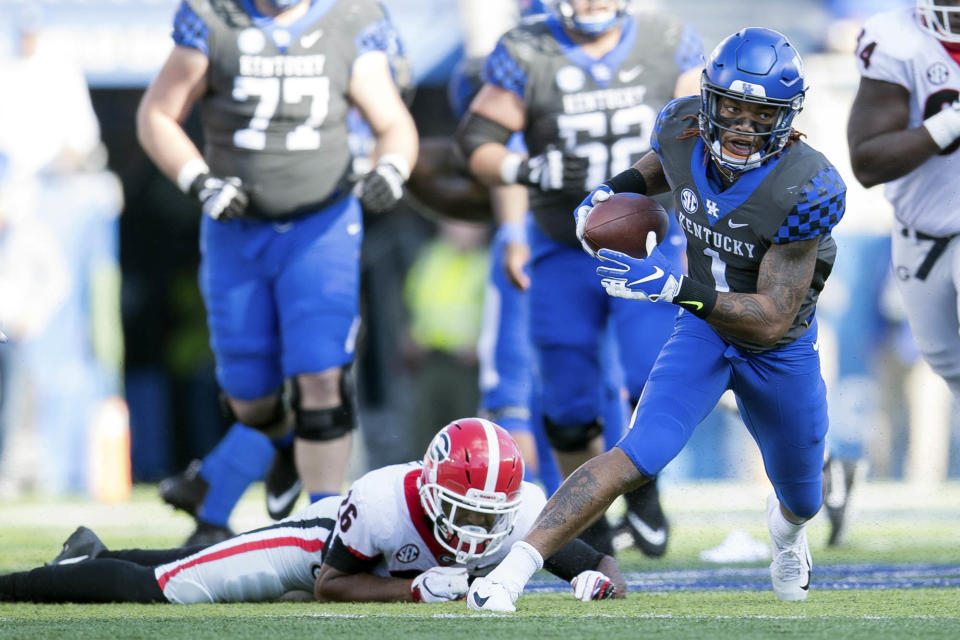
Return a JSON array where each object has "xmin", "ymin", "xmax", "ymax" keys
[
  {"xmin": 292, "ymin": 365, "xmax": 358, "ymax": 442},
  {"xmin": 220, "ymin": 391, "xmax": 286, "ymax": 433},
  {"xmin": 543, "ymin": 416, "xmax": 603, "ymax": 453}
]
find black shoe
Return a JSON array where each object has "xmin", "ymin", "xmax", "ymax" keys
[
  {"xmin": 578, "ymin": 515, "xmax": 615, "ymax": 556},
  {"xmin": 48, "ymin": 526, "xmax": 107, "ymax": 566},
  {"xmin": 159, "ymin": 459, "xmax": 208, "ymax": 516},
  {"xmin": 265, "ymin": 445, "xmax": 301, "ymax": 520},
  {"xmin": 183, "ymin": 520, "xmax": 235, "ymax": 547},
  {"xmin": 613, "ymin": 479, "xmax": 670, "ymax": 558},
  {"xmin": 823, "ymin": 457, "xmax": 865, "ymax": 546}
]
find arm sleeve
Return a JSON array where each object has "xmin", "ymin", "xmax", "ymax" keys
[
  {"xmin": 172, "ymin": 0, "xmax": 210, "ymax": 56},
  {"xmin": 771, "ymin": 165, "xmax": 846, "ymax": 244},
  {"xmin": 543, "ymin": 539, "xmax": 605, "ymax": 582}
]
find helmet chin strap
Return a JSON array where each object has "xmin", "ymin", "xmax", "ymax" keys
[{"xmin": 710, "ymin": 139, "xmax": 763, "ymax": 175}]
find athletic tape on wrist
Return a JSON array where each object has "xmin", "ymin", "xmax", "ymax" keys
[
  {"xmin": 923, "ymin": 104, "xmax": 960, "ymax": 150},
  {"xmin": 377, "ymin": 153, "xmax": 411, "ymax": 181},
  {"xmin": 176, "ymin": 158, "xmax": 210, "ymax": 193},
  {"xmin": 499, "ymin": 221, "xmax": 526, "ymax": 244}
]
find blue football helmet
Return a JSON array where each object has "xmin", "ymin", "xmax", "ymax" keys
[
  {"xmin": 699, "ymin": 27, "xmax": 806, "ymax": 173},
  {"xmin": 551, "ymin": 0, "xmax": 630, "ymax": 36}
]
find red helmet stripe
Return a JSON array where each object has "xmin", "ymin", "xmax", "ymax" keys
[{"xmin": 479, "ymin": 418, "xmax": 500, "ymax": 493}]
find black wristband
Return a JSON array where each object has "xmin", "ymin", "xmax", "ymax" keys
[
  {"xmin": 673, "ymin": 276, "xmax": 718, "ymax": 319},
  {"xmin": 543, "ymin": 538, "xmax": 606, "ymax": 582},
  {"xmin": 604, "ymin": 167, "xmax": 647, "ymax": 195}
]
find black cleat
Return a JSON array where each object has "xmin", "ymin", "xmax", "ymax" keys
[
  {"xmin": 823, "ymin": 457, "xmax": 865, "ymax": 546},
  {"xmin": 612, "ymin": 478, "xmax": 670, "ymax": 558},
  {"xmin": 265, "ymin": 445, "xmax": 301, "ymax": 521},
  {"xmin": 48, "ymin": 526, "xmax": 107, "ymax": 566},
  {"xmin": 578, "ymin": 515, "xmax": 614, "ymax": 556},
  {"xmin": 159, "ymin": 459, "xmax": 208, "ymax": 516},
  {"xmin": 183, "ymin": 520, "xmax": 234, "ymax": 548}
]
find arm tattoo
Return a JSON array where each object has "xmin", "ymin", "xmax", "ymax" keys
[{"xmin": 708, "ymin": 238, "xmax": 818, "ymax": 343}]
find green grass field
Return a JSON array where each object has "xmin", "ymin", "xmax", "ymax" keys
[{"xmin": 1, "ymin": 480, "xmax": 958, "ymax": 639}]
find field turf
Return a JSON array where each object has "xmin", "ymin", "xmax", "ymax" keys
[{"xmin": 1, "ymin": 481, "xmax": 958, "ymax": 639}]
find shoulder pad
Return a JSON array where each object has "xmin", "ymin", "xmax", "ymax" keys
[{"xmin": 861, "ymin": 8, "xmax": 926, "ymax": 62}]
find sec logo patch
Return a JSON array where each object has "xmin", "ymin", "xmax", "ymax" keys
[
  {"xmin": 395, "ymin": 544, "xmax": 420, "ymax": 563},
  {"xmin": 680, "ymin": 188, "xmax": 699, "ymax": 214}
]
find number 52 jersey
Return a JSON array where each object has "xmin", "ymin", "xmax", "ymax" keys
[{"xmin": 172, "ymin": 0, "xmax": 400, "ymax": 218}]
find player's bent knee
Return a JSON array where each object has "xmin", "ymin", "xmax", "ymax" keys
[
  {"xmin": 543, "ymin": 416, "xmax": 603, "ymax": 453},
  {"xmin": 223, "ymin": 392, "xmax": 286, "ymax": 434},
  {"xmin": 293, "ymin": 365, "xmax": 357, "ymax": 442},
  {"xmin": 779, "ymin": 491, "xmax": 822, "ymax": 521}
]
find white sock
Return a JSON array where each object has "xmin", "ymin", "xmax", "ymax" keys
[
  {"xmin": 768, "ymin": 503, "xmax": 805, "ymax": 548},
  {"xmin": 485, "ymin": 541, "xmax": 543, "ymax": 592}
]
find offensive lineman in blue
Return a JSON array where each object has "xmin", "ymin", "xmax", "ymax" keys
[
  {"xmin": 136, "ymin": 0, "xmax": 418, "ymax": 544},
  {"xmin": 468, "ymin": 28, "xmax": 846, "ymax": 610}
]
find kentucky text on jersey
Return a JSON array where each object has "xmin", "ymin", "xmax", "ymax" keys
[
  {"xmin": 676, "ymin": 211, "xmax": 757, "ymax": 258},
  {"xmin": 238, "ymin": 54, "xmax": 326, "ymax": 77},
  {"xmin": 561, "ymin": 86, "xmax": 648, "ymax": 114}
]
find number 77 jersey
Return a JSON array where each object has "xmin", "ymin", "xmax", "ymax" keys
[
  {"xmin": 483, "ymin": 11, "xmax": 703, "ymax": 246},
  {"xmin": 172, "ymin": 0, "xmax": 399, "ymax": 218}
]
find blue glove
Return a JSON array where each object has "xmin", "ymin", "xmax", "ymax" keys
[
  {"xmin": 574, "ymin": 184, "xmax": 613, "ymax": 257},
  {"xmin": 596, "ymin": 231, "xmax": 682, "ymax": 302}
]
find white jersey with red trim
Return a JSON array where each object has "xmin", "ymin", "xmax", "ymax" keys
[
  {"xmin": 155, "ymin": 496, "xmax": 340, "ymax": 604},
  {"xmin": 334, "ymin": 462, "xmax": 546, "ymax": 577},
  {"xmin": 855, "ymin": 7, "xmax": 960, "ymax": 236}
]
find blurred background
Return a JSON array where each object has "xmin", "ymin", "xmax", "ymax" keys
[{"xmin": 0, "ymin": 0, "xmax": 955, "ymax": 504}]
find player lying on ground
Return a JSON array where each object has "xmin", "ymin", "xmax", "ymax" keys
[{"xmin": 0, "ymin": 419, "xmax": 623, "ymax": 604}]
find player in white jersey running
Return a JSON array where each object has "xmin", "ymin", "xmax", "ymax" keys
[
  {"xmin": 848, "ymin": 0, "xmax": 960, "ymax": 401},
  {"xmin": 0, "ymin": 419, "xmax": 623, "ymax": 604}
]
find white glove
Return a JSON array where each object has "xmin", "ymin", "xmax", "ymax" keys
[
  {"xmin": 574, "ymin": 186, "xmax": 612, "ymax": 257},
  {"xmin": 189, "ymin": 173, "xmax": 249, "ymax": 220},
  {"xmin": 410, "ymin": 566, "xmax": 469, "ymax": 603},
  {"xmin": 570, "ymin": 570, "xmax": 617, "ymax": 601},
  {"xmin": 355, "ymin": 154, "xmax": 410, "ymax": 214},
  {"xmin": 466, "ymin": 575, "xmax": 519, "ymax": 612},
  {"xmin": 923, "ymin": 100, "xmax": 960, "ymax": 150}
]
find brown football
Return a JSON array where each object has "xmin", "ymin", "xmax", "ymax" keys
[{"xmin": 583, "ymin": 192, "xmax": 669, "ymax": 259}]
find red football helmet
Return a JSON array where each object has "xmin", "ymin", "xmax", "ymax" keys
[{"xmin": 419, "ymin": 418, "xmax": 525, "ymax": 562}]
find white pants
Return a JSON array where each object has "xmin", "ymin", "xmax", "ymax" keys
[
  {"xmin": 155, "ymin": 496, "xmax": 339, "ymax": 604},
  {"xmin": 891, "ymin": 226, "xmax": 960, "ymax": 399}
]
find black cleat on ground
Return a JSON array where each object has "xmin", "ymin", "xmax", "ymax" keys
[
  {"xmin": 612, "ymin": 478, "xmax": 670, "ymax": 558},
  {"xmin": 183, "ymin": 520, "xmax": 235, "ymax": 548},
  {"xmin": 823, "ymin": 457, "xmax": 865, "ymax": 547},
  {"xmin": 48, "ymin": 526, "xmax": 108, "ymax": 566},
  {"xmin": 265, "ymin": 445, "xmax": 302, "ymax": 521},
  {"xmin": 158, "ymin": 459, "xmax": 208, "ymax": 516}
]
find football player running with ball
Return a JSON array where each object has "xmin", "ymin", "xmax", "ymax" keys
[
  {"xmin": 468, "ymin": 27, "xmax": 847, "ymax": 612},
  {"xmin": 848, "ymin": 2, "xmax": 960, "ymax": 403},
  {"xmin": 136, "ymin": 0, "xmax": 418, "ymax": 545},
  {"xmin": 0, "ymin": 419, "xmax": 623, "ymax": 604},
  {"xmin": 454, "ymin": 0, "xmax": 703, "ymax": 558}
]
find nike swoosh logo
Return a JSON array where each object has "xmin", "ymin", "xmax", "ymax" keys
[
  {"xmin": 627, "ymin": 266, "xmax": 664, "ymax": 287},
  {"xmin": 56, "ymin": 554, "xmax": 90, "ymax": 565},
  {"xmin": 728, "ymin": 220, "xmax": 749, "ymax": 229},
  {"xmin": 626, "ymin": 511, "xmax": 667, "ymax": 546},
  {"xmin": 617, "ymin": 65, "xmax": 643, "ymax": 83},
  {"xmin": 678, "ymin": 300, "xmax": 703, "ymax": 311},
  {"xmin": 266, "ymin": 480, "xmax": 302, "ymax": 515},
  {"xmin": 472, "ymin": 592, "xmax": 490, "ymax": 607},
  {"xmin": 300, "ymin": 30, "xmax": 322, "ymax": 48},
  {"xmin": 812, "ymin": 341, "xmax": 819, "ymax": 352}
]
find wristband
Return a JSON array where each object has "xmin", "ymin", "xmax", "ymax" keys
[
  {"xmin": 499, "ymin": 153, "xmax": 524, "ymax": 185},
  {"xmin": 500, "ymin": 221, "xmax": 526, "ymax": 244},
  {"xmin": 922, "ymin": 102, "xmax": 960, "ymax": 150},
  {"xmin": 673, "ymin": 276, "xmax": 718, "ymax": 319},
  {"xmin": 377, "ymin": 152, "xmax": 411, "ymax": 181},
  {"xmin": 176, "ymin": 158, "xmax": 210, "ymax": 194},
  {"xmin": 604, "ymin": 167, "xmax": 647, "ymax": 195}
]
